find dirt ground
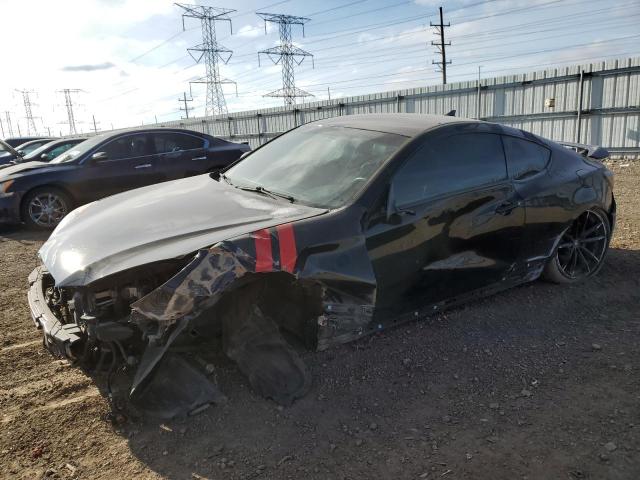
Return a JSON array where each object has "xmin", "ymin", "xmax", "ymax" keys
[{"xmin": 1, "ymin": 161, "xmax": 638, "ymax": 480}]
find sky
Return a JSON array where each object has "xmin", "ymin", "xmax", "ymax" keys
[{"xmin": 0, "ymin": 0, "xmax": 638, "ymax": 136}]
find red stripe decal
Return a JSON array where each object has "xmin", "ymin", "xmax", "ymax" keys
[
  {"xmin": 253, "ymin": 229, "xmax": 273, "ymax": 272},
  {"xmin": 277, "ymin": 224, "xmax": 297, "ymax": 273}
]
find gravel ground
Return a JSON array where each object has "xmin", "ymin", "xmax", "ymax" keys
[{"xmin": 0, "ymin": 161, "xmax": 638, "ymax": 480}]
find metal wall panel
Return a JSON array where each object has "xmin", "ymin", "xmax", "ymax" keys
[{"xmin": 148, "ymin": 56, "xmax": 640, "ymax": 156}]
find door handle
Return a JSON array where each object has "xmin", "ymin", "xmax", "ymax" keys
[
  {"xmin": 495, "ymin": 201, "xmax": 518, "ymax": 215},
  {"xmin": 134, "ymin": 163, "xmax": 152, "ymax": 169},
  {"xmin": 191, "ymin": 156, "xmax": 207, "ymax": 161}
]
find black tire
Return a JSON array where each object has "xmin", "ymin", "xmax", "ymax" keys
[
  {"xmin": 543, "ymin": 208, "xmax": 611, "ymax": 284},
  {"xmin": 21, "ymin": 187, "xmax": 73, "ymax": 230}
]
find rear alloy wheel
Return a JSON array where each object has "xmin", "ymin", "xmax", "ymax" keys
[
  {"xmin": 543, "ymin": 209, "xmax": 610, "ymax": 283},
  {"xmin": 22, "ymin": 188, "xmax": 72, "ymax": 230}
]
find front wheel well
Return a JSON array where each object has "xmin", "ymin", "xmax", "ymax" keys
[
  {"xmin": 19, "ymin": 185, "xmax": 76, "ymax": 222},
  {"xmin": 191, "ymin": 272, "xmax": 324, "ymax": 351}
]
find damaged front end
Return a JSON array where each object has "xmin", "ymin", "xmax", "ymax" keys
[{"xmin": 29, "ymin": 232, "xmax": 373, "ymax": 418}]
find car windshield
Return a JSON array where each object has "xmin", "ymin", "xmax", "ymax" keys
[
  {"xmin": 19, "ymin": 142, "xmax": 47, "ymax": 155},
  {"xmin": 22, "ymin": 141, "xmax": 58, "ymax": 161},
  {"xmin": 224, "ymin": 124, "xmax": 407, "ymax": 209},
  {"xmin": 50, "ymin": 135, "xmax": 105, "ymax": 163}
]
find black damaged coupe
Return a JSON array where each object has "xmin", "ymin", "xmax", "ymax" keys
[{"xmin": 29, "ymin": 114, "xmax": 615, "ymax": 415}]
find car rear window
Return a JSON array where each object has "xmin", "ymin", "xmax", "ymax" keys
[{"xmin": 502, "ymin": 135, "xmax": 551, "ymax": 180}]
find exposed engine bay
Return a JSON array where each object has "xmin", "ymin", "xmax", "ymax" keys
[{"xmin": 30, "ymin": 251, "xmax": 316, "ymax": 418}]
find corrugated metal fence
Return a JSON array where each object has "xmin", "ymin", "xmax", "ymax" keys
[{"xmin": 152, "ymin": 56, "xmax": 640, "ymax": 157}]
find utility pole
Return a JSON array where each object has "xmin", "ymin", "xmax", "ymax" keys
[
  {"xmin": 16, "ymin": 89, "xmax": 39, "ymax": 135},
  {"xmin": 327, "ymin": 86, "xmax": 331, "ymax": 101},
  {"xmin": 92, "ymin": 114, "xmax": 100, "ymax": 134},
  {"xmin": 177, "ymin": 3, "xmax": 237, "ymax": 117},
  {"xmin": 430, "ymin": 6, "xmax": 451, "ymax": 85},
  {"xmin": 257, "ymin": 12, "xmax": 314, "ymax": 106},
  {"xmin": 4, "ymin": 112, "xmax": 14, "ymax": 137},
  {"xmin": 58, "ymin": 89, "xmax": 82, "ymax": 135},
  {"xmin": 0, "ymin": 117, "xmax": 4, "ymax": 137},
  {"xmin": 476, "ymin": 65, "xmax": 482, "ymax": 119},
  {"xmin": 179, "ymin": 91, "xmax": 194, "ymax": 119}
]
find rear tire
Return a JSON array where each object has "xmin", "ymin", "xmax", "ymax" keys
[
  {"xmin": 543, "ymin": 209, "xmax": 610, "ymax": 284},
  {"xmin": 21, "ymin": 187, "xmax": 73, "ymax": 230}
]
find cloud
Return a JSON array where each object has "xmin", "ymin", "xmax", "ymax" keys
[
  {"xmin": 237, "ymin": 24, "xmax": 265, "ymax": 38},
  {"xmin": 62, "ymin": 62, "xmax": 116, "ymax": 72}
]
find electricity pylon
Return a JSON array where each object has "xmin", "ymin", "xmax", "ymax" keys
[
  {"xmin": 257, "ymin": 12, "xmax": 314, "ymax": 106},
  {"xmin": 176, "ymin": 3, "xmax": 237, "ymax": 117},
  {"xmin": 4, "ymin": 112, "xmax": 14, "ymax": 137},
  {"xmin": 16, "ymin": 89, "xmax": 38, "ymax": 135},
  {"xmin": 58, "ymin": 89, "xmax": 82, "ymax": 135}
]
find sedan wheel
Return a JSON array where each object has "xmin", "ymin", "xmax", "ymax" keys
[
  {"xmin": 544, "ymin": 209, "xmax": 610, "ymax": 283},
  {"xmin": 22, "ymin": 188, "xmax": 71, "ymax": 230}
]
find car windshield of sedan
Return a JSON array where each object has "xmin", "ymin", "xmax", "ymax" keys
[
  {"xmin": 224, "ymin": 124, "xmax": 407, "ymax": 209},
  {"xmin": 49, "ymin": 135, "xmax": 106, "ymax": 163}
]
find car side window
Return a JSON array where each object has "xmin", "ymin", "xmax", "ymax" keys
[
  {"xmin": 153, "ymin": 133, "xmax": 205, "ymax": 154},
  {"xmin": 393, "ymin": 133, "xmax": 508, "ymax": 206},
  {"xmin": 47, "ymin": 143, "xmax": 74, "ymax": 159},
  {"xmin": 502, "ymin": 135, "xmax": 551, "ymax": 180},
  {"xmin": 100, "ymin": 134, "xmax": 152, "ymax": 160}
]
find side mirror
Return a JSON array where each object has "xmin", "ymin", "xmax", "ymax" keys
[
  {"xmin": 17, "ymin": 150, "xmax": 25, "ymax": 156},
  {"xmin": 40, "ymin": 153, "xmax": 49, "ymax": 161},
  {"xmin": 91, "ymin": 151, "xmax": 108, "ymax": 162}
]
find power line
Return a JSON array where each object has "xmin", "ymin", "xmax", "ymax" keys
[
  {"xmin": 177, "ymin": 3, "xmax": 237, "ymax": 116},
  {"xmin": 257, "ymin": 12, "xmax": 314, "ymax": 106},
  {"xmin": 100, "ymin": 0, "xmax": 589, "ymax": 102},
  {"xmin": 304, "ymin": 0, "xmax": 369, "ymax": 17},
  {"xmin": 237, "ymin": 33, "xmax": 640, "ymax": 96},
  {"xmin": 94, "ymin": 0, "xmax": 628, "ymax": 113}
]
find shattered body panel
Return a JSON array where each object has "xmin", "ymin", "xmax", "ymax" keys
[{"xmin": 28, "ymin": 114, "xmax": 616, "ymax": 416}]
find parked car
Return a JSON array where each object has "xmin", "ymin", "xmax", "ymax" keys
[
  {"xmin": 4, "ymin": 136, "xmax": 53, "ymax": 148},
  {"xmin": 1, "ymin": 137, "xmax": 88, "ymax": 167},
  {"xmin": 14, "ymin": 138, "xmax": 57, "ymax": 156},
  {"xmin": 0, "ymin": 139, "xmax": 20, "ymax": 165},
  {"xmin": 28, "ymin": 114, "xmax": 615, "ymax": 415},
  {"xmin": 0, "ymin": 138, "xmax": 58, "ymax": 165},
  {"xmin": 0, "ymin": 128, "xmax": 250, "ymax": 229},
  {"xmin": 0, "ymin": 138, "xmax": 87, "ymax": 168}
]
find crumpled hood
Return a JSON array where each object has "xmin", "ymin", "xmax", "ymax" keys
[{"xmin": 40, "ymin": 174, "xmax": 326, "ymax": 286}]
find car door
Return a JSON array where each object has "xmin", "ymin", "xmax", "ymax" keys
[
  {"xmin": 365, "ymin": 128, "xmax": 526, "ymax": 315},
  {"xmin": 152, "ymin": 132, "xmax": 208, "ymax": 181},
  {"xmin": 75, "ymin": 133, "xmax": 161, "ymax": 202}
]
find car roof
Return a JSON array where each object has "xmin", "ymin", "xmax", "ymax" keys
[
  {"xmin": 87, "ymin": 127, "xmax": 210, "ymax": 143},
  {"xmin": 313, "ymin": 113, "xmax": 478, "ymax": 137},
  {"xmin": 16, "ymin": 138, "xmax": 56, "ymax": 147}
]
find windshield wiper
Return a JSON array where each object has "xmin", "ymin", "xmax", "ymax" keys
[
  {"xmin": 237, "ymin": 185, "xmax": 296, "ymax": 203},
  {"xmin": 219, "ymin": 172, "xmax": 233, "ymax": 185}
]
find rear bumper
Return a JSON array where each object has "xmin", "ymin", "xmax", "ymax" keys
[
  {"xmin": 28, "ymin": 266, "xmax": 82, "ymax": 359},
  {"xmin": 0, "ymin": 192, "xmax": 22, "ymax": 224}
]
